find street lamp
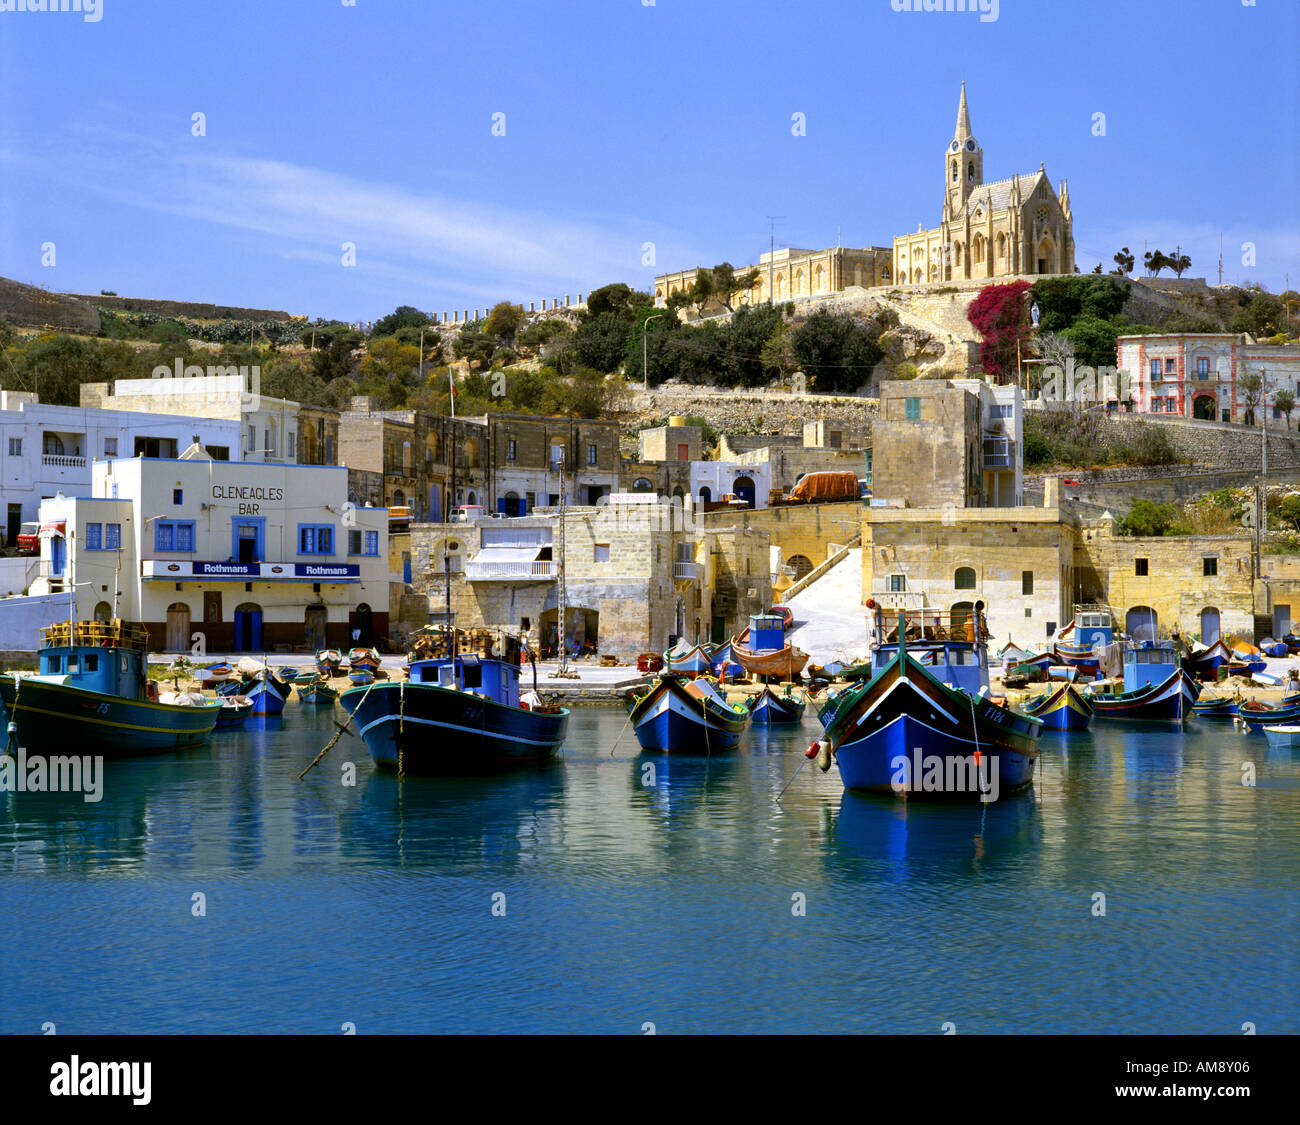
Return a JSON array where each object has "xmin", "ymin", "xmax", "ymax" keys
[{"xmin": 642, "ymin": 313, "xmax": 665, "ymax": 390}]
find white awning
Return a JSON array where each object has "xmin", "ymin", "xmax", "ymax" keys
[{"xmin": 470, "ymin": 547, "xmax": 543, "ymax": 565}]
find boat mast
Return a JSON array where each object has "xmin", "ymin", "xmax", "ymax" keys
[{"xmin": 555, "ymin": 448, "xmax": 568, "ymax": 677}]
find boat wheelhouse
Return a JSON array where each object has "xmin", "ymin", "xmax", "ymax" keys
[{"xmin": 864, "ymin": 601, "xmax": 990, "ymax": 697}]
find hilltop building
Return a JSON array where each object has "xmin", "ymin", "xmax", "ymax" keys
[{"xmin": 653, "ymin": 83, "xmax": 1074, "ymax": 309}]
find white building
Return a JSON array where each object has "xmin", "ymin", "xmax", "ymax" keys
[
  {"xmin": 84, "ymin": 373, "xmax": 305, "ymax": 464},
  {"xmin": 954, "ymin": 377, "xmax": 1024, "ymax": 507},
  {"xmin": 28, "ymin": 454, "xmax": 389, "ymax": 653},
  {"xmin": 689, "ymin": 460, "xmax": 773, "ymax": 509},
  {"xmin": 0, "ymin": 391, "xmax": 241, "ymax": 543}
]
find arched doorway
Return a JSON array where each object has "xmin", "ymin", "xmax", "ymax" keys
[
  {"xmin": 392, "ymin": 488, "xmax": 405, "ymax": 508},
  {"xmin": 632, "ymin": 477, "xmax": 653, "ymax": 493},
  {"xmin": 699, "ymin": 486, "xmax": 711, "ymax": 504},
  {"xmin": 429, "ymin": 484, "xmax": 442, "ymax": 522},
  {"xmin": 351, "ymin": 603, "xmax": 373, "ymax": 647},
  {"xmin": 1193, "ymin": 395, "xmax": 1216, "ymax": 420},
  {"xmin": 467, "ymin": 490, "xmax": 478, "ymax": 507},
  {"xmin": 672, "ymin": 486, "xmax": 685, "ymax": 501},
  {"xmin": 1036, "ymin": 238, "xmax": 1055, "ymax": 274},
  {"xmin": 93, "ymin": 601, "xmax": 112, "ymax": 623},
  {"xmin": 788, "ymin": 554, "xmax": 814, "ymax": 580},
  {"xmin": 305, "ymin": 606, "xmax": 328, "ymax": 651},
  {"xmin": 950, "ymin": 601, "xmax": 976, "ymax": 641},
  {"xmin": 165, "ymin": 602, "xmax": 190, "ymax": 653},
  {"xmin": 502, "ymin": 490, "xmax": 522, "ymax": 517},
  {"xmin": 733, "ymin": 475, "xmax": 756, "ymax": 507},
  {"xmin": 1200, "ymin": 607, "xmax": 1220, "ymax": 644},
  {"xmin": 1126, "ymin": 605, "xmax": 1158, "ymax": 642},
  {"xmin": 233, "ymin": 603, "xmax": 263, "ymax": 653}
]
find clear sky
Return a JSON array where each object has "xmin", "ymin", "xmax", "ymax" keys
[{"xmin": 2, "ymin": 0, "xmax": 1297, "ymax": 322}]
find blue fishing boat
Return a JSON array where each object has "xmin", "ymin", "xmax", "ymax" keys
[
  {"xmin": 708, "ymin": 640, "xmax": 745, "ymax": 682},
  {"xmin": 245, "ymin": 671, "xmax": 289, "ymax": 716},
  {"xmin": 1022, "ymin": 682, "xmax": 1093, "ymax": 730},
  {"xmin": 747, "ymin": 685, "xmax": 807, "ymax": 724},
  {"xmin": 1192, "ymin": 693, "xmax": 1239, "ymax": 718},
  {"xmin": 665, "ymin": 642, "xmax": 713, "ymax": 679},
  {"xmin": 347, "ymin": 647, "xmax": 380, "ymax": 672},
  {"xmin": 198, "ymin": 660, "xmax": 234, "ymax": 684},
  {"xmin": 316, "ymin": 648, "xmax": 342, "ymax": 676},
  {"xmin": 215, "ymin": 678, "xmax": 245, "ymax": 697},
  {"xmin": 1085, "ymin": 640, "xmax": 1199, "ymax": 721},
  {"xmin": 348, "ymin": 669, "xmax": 375, "ymax": 686},
  {"xmin": 215, "ymin": 695, "xmax": 254, "ymax": 729},
  {"xmin": 1238, "ymin": 700, "xmax": 1300, "ymax": 729},
  {"xmin": 1053, "ymin": 604, "xmax": 1115, "ymax": 672},
  {"xmin": 1183, "ymin": 640, "xmax": 1235, "ymax": 681},
  {"xmin": 339, "ymin": 632, "xmax": 568, "ymax": 774},
  {"xmin": 628, "ymin": 673, "xmax": 749, "ymax": 753},
  {"xmin": 815, "ymin": 606, "xmax": 1040, "ymax": 800},
  {"xmin": 297, "ymin": 677, "xmax": 338, "ymax": 705},
  {"xmin": 0, "ymin": 620, "xmax": 221, "ymax": 756}
]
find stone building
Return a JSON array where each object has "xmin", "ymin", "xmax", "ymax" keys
[
  {"xmin": 872, "ymin": 378, "xmax": 1022, "ymax": 508},
  {"xmin": 1115, "ymin": 333, "xmax": 1300, "ymax": 423},
  {"xmin": 408, "ymin": 496, "xmax": 771, "ymax": 657},
  {"xmin": 893, "ymin": 83, "xmax": 1074, "ymax": 284},
  {"xmin": 653, "ymin": 83, "xmax": 1074, "ymax": 305},
  {"xmin": 638, "ymin": 421, "xmax": 704, "ymax": 463},
  {"xmin": 484, "ymin": 413, "xmax": 621, "ymax": 513}
]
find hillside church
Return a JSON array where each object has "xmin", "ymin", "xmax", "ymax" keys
[{"xmin": 654, "ymin": 83, "xmax": 1075, "ymax": 307}]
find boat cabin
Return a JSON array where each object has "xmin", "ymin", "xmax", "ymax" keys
[
  {"xmin": 1122, "ymin": 640, "xmax": 1179, "ymax": 692},
  {"xmin": 867, "ymin": 606, "xmax": 990, "ymax": 696},
  {"xmin": 1073, "ymin": 604, "xmax": 1115, "ymax": 650},
  {"xmin": 407, "ymin": 632, "xmax": 525, "ymax": 708},
  {"xmin": 34, "ymin": 621, "xmax": 150, "ymax": 701},
  {"xmin": 748, "ymin": 614, "xmax": 786, "ymax": 653}
]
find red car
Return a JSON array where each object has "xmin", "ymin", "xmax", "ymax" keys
[{"xmin": 769, "ymin": 605, "xmax": 794, "ymax": 629}]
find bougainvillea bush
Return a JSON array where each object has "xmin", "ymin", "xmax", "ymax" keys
[{"xmin": 966, "ymin": 279, "xmax": 1032, "ymax": 380}]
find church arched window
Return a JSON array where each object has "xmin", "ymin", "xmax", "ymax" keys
[
  {"xmin": 968, "ymin": 161, "xmax": 975, "ymax": 182},
  {"xmin": 952, "ymin": 160, "xmax": 958, "ymax": 182}
]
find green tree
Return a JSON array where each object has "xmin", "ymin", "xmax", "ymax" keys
[
  {"xmin": 1237, "ymin": 371, "xmax": 1265, "ymax": 424},
  {"xmin": 1061, "ymin": 315, "xmax": 1121, "ymax": 371},
  {"xmin": 760, "ymin": 321, "xmax": 799, "ymax": 383},
  {"xmin": 371, "ymin": 305, "xmax": 431, "ymax": 337},
  {"xmin": 452, "ymin": 320, "xmax": 497, "ymax": 369},
  {"xmin": 568, "ymin": 312, "xmax": 633, "ymax": 373},
  {"xmin": 483, "ymin": 301, "xmax": 525, "ymax": 341},
  {"xmin": 13, "ymin": 335, "xmax": 113, "ymax": 405},
  {"xmin": 1119, "ymin": 499, "xmax": 1183, "ymax": 537},
  {"xmin": 1110, "ymin": 247, "xmax": 1135, "ymax": 276},
  {"xmin": 790, "ymin": 309, "xmax": 884, "ymax": 392},
  {"xmin": 1277, "ymin": 494, "xmax": 1300, "ymax": 530},
  {"xmin": 1144, "ymin": 249, "xmax": 1170, "ymax": 277},
  {"xmin": 1170, "ymin": 252, "xmax": 1192, "ymax": 278},
  {"xmin": 1230, "ymin": 289, "xmax": 1285, "ymax": 337},
  {"xmin": 1276, "ymin": 388, "xmax": 1296, "ymax": 430}
]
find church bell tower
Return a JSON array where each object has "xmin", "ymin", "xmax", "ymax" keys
[{"xmin": 945, "ymin": 81, "xmax": 983, "ymax": 219}]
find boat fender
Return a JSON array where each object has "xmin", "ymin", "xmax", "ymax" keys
[
  {"xmin": 804, "ymin": 740, "xmax": 820, "ymax": 759},
  {"xmin": 816, "ymin": 740, "xmax": 833, "ymax": 772}
]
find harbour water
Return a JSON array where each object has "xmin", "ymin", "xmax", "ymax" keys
[{"xmin": 1, "ymin": 707, "xmax": 1297, "ymax": 1034}]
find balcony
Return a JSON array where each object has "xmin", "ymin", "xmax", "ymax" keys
[
  {"xmin": 982, "ymin": 438, "xmax": 1013, "ymax": 470},
  {"xmin": 870, "ymin": 588, "xmax": 926, "ymax": 612},
  {"xmin": 673, "ymin": 560, "xmax": 701, "ymax": 581},
  {"xmin": 42, "ymin": 454, "xmax": 87, "ymax": 469},
  {"xmin": 464, "ymin": 559, "xmax": 555, "ymax": 581}
]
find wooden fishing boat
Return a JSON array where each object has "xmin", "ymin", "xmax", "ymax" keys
[
  {"xmin": 347, "ymin": 647, "xmax": 380, "ymax": 671},
  {"xmin": 316, "ymin": 649, "xmax": 343, "ymax": 675},
  {"xmin": 199, "ymin": 661, "xmax": 234, "ymax": 683},
  {"xmin": 997, "ymin": 636, "xmax": 1030, "ymax": 665},
  {"xmin": 747, "ymin": 685, "xmax": 807, "ymax": 724},
  {"xmin": 1183, "ymin": 640, "xmax": 1236, "ymax": 680},
  {"xmin": 215, "ymin": 695, "xmax": 254, "ymax": 729},
  {"xmin": 0, "ymin": 620, "xmax": 221, "ymax": 756},
  {"xmin": 1192, "ymin": 693, "xmax": 1239, "ymax": 718},
  {"xmin": 1021, "ymin": 682, "xmax": 1093, "ymax": 731},
  {"xmin": 1263, "ymin": 724, "xmax": 1300, "ymax": 749},
  {"xmin": 348, "ymin": 669, "xmax": 375, "ymax": 686},
  {"xmin": 339, "ymin": 633, "xmax": 568, "ymax": 774},
  {"xmin": 1085, "ymin": 669, "xmax": 1199, "ymax": 721},
  {"xmin": 815, "ymin": 608, "xmax": 1040, "ymax": 801},
  {"xmin": 1238, "ymin": 700, "xmax": 1300, "ymax": 730},
  {"xmin": 277, "ymin": 666, "xmax": 301, "ymax": 683},
  {"xmin": 245, "ymin": 671, "xmax": 289, "ymax": 716},
  {"xmin": 708, "ymin": 640, "xmax": 745, "ymax": 682},
  {"xmin": 731, "ymin": 615, "xmax": 809, "ymax": 680},
  {"xmin": 664, "ymin": 642, "xmax": 713, "ymax": 679},
  {"xmin": 296, "ymin": 677, "xmax": 338, "ymax": 705},
  {"xmin": 627, "ymin": 673, "xmax": 749, "ymax": 753}
]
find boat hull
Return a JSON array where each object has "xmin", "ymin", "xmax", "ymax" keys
[
  {"xmin": 748, "ymin": 688, "xmax": 807, "ymax": 724},
  {"xmin": 732, "ymin": 640, "xmax": 810, "ymax": 680},
  {"xmin": 628, "ymin": 677, "xmax": 747, "ymax": 753},
  {"xmin": 1239, "ymin": 703, "xmax": 1300, "ymax": 730},
  {"xmin": 339, "ymin": 681, "xmax": 568, "ymax": 774},
  {"xmin": 1192, "ymin": 696, "xmax": 1238, "ymax": 718},
  {"xmin": 245, "ymin": 678, "xmax": 286, "ymax": 715},
  {"xmin": 1022, "ymin": 683, "xmax": 1094, "ymax": 730},
  {"xmin": 1087, "ymin": 669, "xmax": 1197, "ymax": 721},
  {"xmin": 0, "ymin": 675, "xmax": 220, "ymax": 756}
]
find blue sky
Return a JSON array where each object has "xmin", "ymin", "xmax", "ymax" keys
[{"xmin": 2, "ymin": 0, "xmax": 1297, "ymax": 322}]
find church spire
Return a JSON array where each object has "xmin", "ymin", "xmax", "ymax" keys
[{"xmin": 954, "ymin": 80, "xmax": 971, "ymax": 142}]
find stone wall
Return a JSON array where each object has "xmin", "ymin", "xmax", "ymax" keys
[
  {"xmin": 700, "ymin": 502, "xmax": 863, "ymax": 578},
  {"xmin": 0, "ymin": 277, "xmax": 100, "ymax": 333},
  {"xmin": 620, "ymin": 386, "xmax": 880, "ymax": 436},
  {"xmin": 1026, "ymin": 467, "xmax": 1300, "ymax": 518},
  {"xmin": 66, "ymin": 293, "xmax": 295, "ymax": 322}
]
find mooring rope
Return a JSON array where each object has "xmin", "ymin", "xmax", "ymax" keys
[{"xmin": 299, "ymin": 676, "xmax": 378, "ymax": 781}]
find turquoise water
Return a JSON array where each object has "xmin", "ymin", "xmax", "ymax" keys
[{"xmin": 1, "ymin": 707, "xmax": 1297, "ymax": 1034}]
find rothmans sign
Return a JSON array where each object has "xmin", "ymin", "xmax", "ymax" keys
[{"xmin": 141, "ymin": 561, "xmax": 361, "ymax": 581}]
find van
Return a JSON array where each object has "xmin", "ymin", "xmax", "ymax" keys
[
  {"xmin": 450, "ymin": 505, "xmax": 485, "ymax": 523},
  {"xmin": 16, "ymin": 522, "xmax": 39, "ymax": 555}
]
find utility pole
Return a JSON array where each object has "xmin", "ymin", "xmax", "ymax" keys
[
  {"xmin": 1261, "ymin": 369, "xmax": 1269, "ymax": 536},
  {"xmin": 554, "ymin": 449, "xmax": 568, "ymax": 677},
  {"xmin": 1218, "ymin": 233, "xmax": 1223, "ymax": 286}
]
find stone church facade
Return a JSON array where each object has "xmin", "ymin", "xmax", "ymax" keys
[{"xmin": 654, "ymin": 84, "xmax": 1074, "ymax": 309}]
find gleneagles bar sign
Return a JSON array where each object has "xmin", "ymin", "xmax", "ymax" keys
[{"xmin": 142, "ymin": 561, "xmax": 361, "ymax": 580}]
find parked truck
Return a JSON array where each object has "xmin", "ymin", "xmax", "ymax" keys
[{"xmin": 786, "ymin": 470, "xmax": 861, "ymax": 504}]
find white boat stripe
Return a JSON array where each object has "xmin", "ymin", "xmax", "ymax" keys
[{"xmin": 357, "ymin": 712, "xmax": 559, "ymax": 747}]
